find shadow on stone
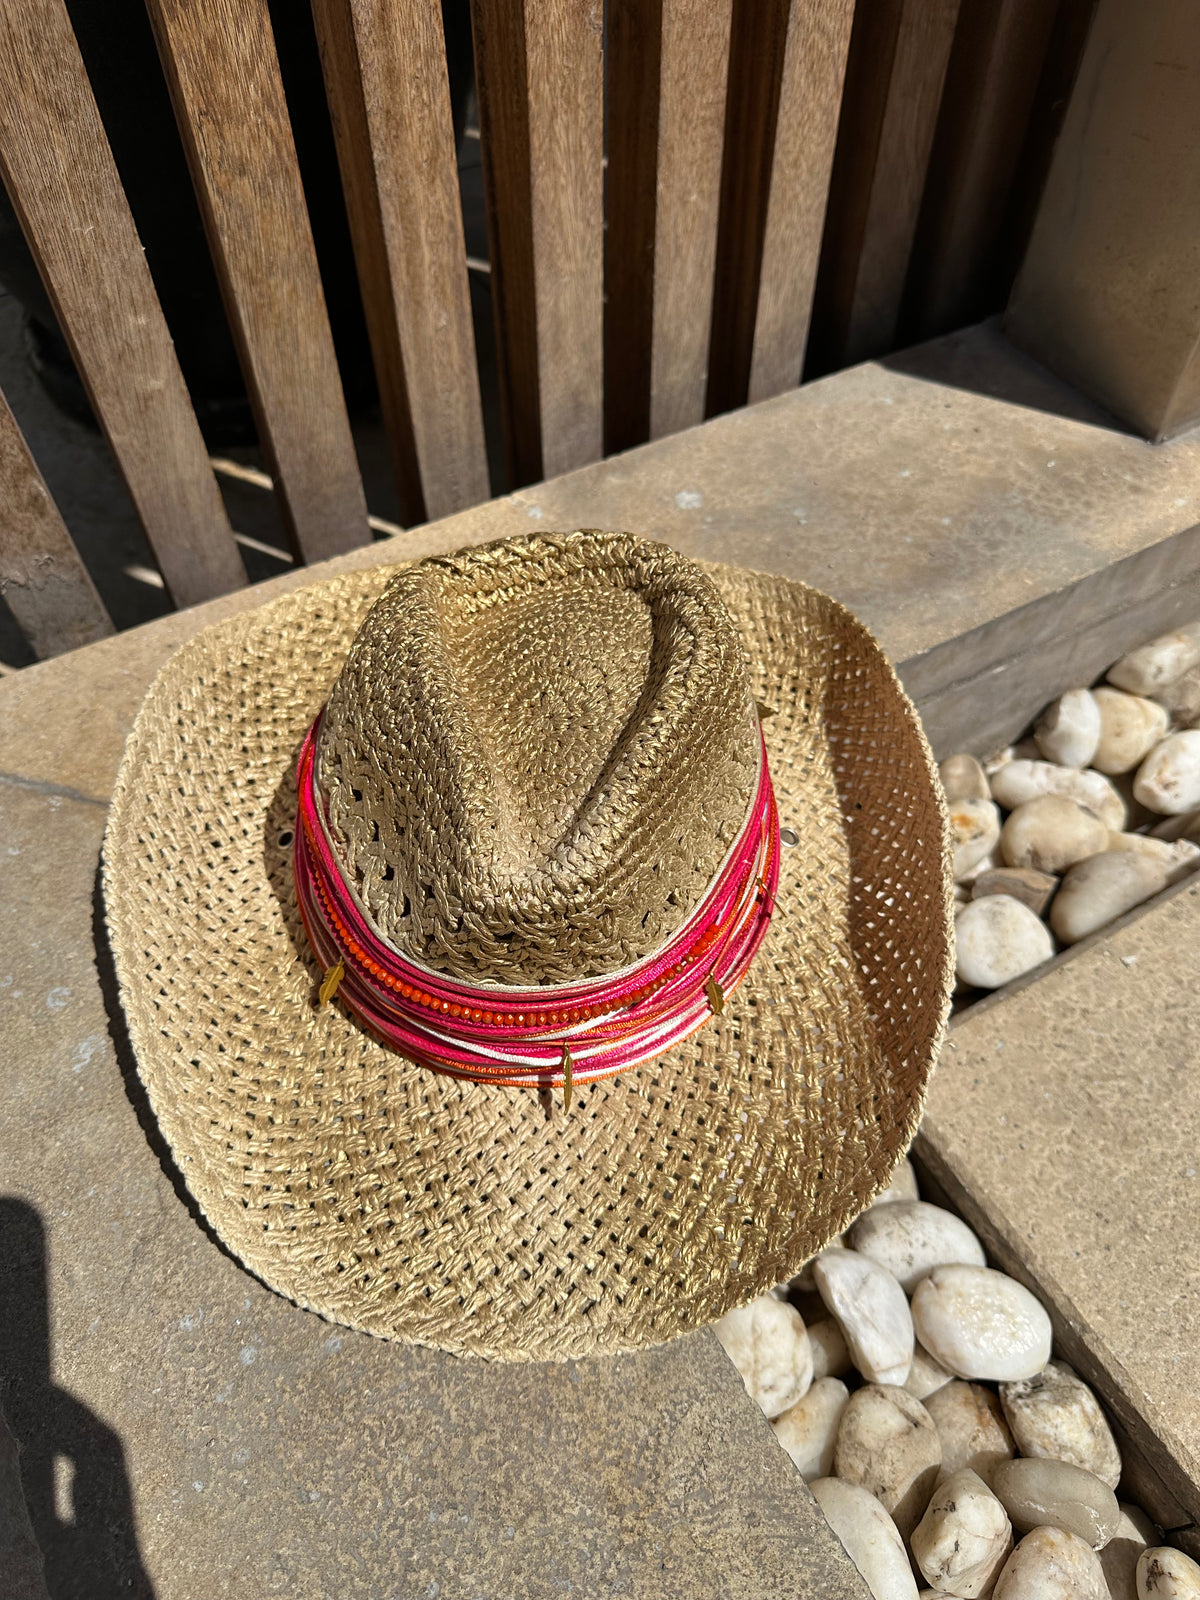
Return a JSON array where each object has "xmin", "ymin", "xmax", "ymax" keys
[
  {"xmin": 0, "ymin": 1198, "xmax": 156, "ymax": 1600},
  {"xmin": 881, "ymin": 318, "xmax": 1131, "ymax": 433}
]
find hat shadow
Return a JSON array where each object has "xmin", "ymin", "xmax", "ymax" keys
[{"xmin": 0, "ymin": 1197, "xmax": 157, "ymax": 1600}]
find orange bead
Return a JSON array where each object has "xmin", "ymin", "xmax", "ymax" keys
[
  {"xmin": 399, "ymin": 982, "xmax": 412, "ymax": 998},
  {"xmin": 449, "ymin": 1003, "xmax": 462, "ymax": 1018},
  {"xmin": 482, "ymin": 1010, "xmax": 494, "ymax": 1025}
]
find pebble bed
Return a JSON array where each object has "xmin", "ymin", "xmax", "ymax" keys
[
  {"xmin": 713, "ymin": 1162, "xmax": 1198, "ymax": 1600},
  {"xmin": 943, "ymin": 621, "xmax": 1200, "ymax": 998}
]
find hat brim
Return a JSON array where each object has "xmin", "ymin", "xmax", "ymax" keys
[{"xmin": 104, "ymin": 555, "xmax": 953, "ymax": 1361}]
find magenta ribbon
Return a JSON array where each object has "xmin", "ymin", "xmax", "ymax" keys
[{"xmin": 294, "ymin": 714, "xmax": 780, "ymax": 1088}]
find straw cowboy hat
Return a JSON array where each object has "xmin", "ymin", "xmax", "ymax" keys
[{"xmin": 104, "ymin": 530, "xmax": 953, "ymax": 1361}]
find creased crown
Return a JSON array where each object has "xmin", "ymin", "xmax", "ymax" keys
[{"xmin": 317, "ymin": 530, "xmax": 760, "ymax": 985}]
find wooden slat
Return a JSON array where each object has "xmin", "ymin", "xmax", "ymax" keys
[
  {"xmin": 145, "ymin": 0, "xmax": 370, "ymax": 561},
  {"xmin": 311, "ymin": 0, "xmax": 489, "ymax": 523},
  {"xmin": 903, "ymin": 0, "xmax": 1060, "ymax": 342},
  {"xmin": 473, "ymin": 0, "xmax": 604, "ymax": 485},
  {"xmin": 704, "ymin": 0, "xmax": 792, "ymax": 420},
  {"xmin": 0, "ymin": 384, "xmax": 113, "ymax": 659},
  {"xmin": 472, "ymin": 0, "xmax": 541, "ymax": 487},
  {"xmin": 603, "ymin": 0, "xmax": 662, "ymax": 457},
  {"xmin": 0, "ymin": 0, "xmax": 245, "ymax": 608},
  {"xmin": 525, "ymin": 0, "xmax": 604, "ymax": 479},
  {"xmin": 810, "ymin": 0, "xmax": 961, "ymax": 376},
  {"xmin": 649, "ymin": 0, "xmax": 734, "ymax": 440},
  {"xmin": 748, "ymin": 0, "xmax": 856, "ymax": 404}
]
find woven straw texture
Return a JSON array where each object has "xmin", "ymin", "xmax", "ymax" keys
[
  {"xmin": 319, "ymin": 533, "xmax": 760, "ymax": 984},
  {"xmin": 104, "ymin": 535, "xmax": 954, "ymax": 1362}
]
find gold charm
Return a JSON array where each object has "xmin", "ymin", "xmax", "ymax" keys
[
  {"xmin": 561, "ymin": 1042, "xmax": 574, "ymax": 1113},
  {"xmin": 705, "ymin": 973, "xmax": 726, "ymax": 1016},
  {"xmin": 319, "ymin": 956, "xmax": 346, "ymax": 1006}
]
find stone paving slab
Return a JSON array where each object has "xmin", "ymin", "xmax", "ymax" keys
[
  {"xmin": 921, "ymin": 877, "xmax": 1200, "ymax": 1548},
  {"xmin": 0, "ymin": 777, "xmax": 865, "ymax": 1599},
  {"xmin": 7, "ymin": 319, "xmax": 1200, "ymax": 1593}
]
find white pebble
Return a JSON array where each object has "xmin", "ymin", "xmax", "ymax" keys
[
  {"xmin": 790, "ymin": 1237, "xmax": 845, "ymax": 1293},
  {"xmin": 1050, "ymin": 852, "xmax": 1170, "ymax": 944},
  {"xmin": 1106, "ymin": 831, "xmax": 1200, "ymax": 882},
  {"xmin": 1101, "ymin": 1504, "xmax": 1157, "ymax": 1600},
  {"xmin": 941, "ymin": 752, "xmax": 991, "ymax": 802},
  {"xmin": 955, "ymin": 896, "xmax": 1055, "ymax": 990},
  {"xmin": 846, "ymin": 1201, "xmax": 987, "ymax": 1293},
  {"xmin": 911, "ymin": 1467, "xmax": 1013, "ymax": 1599},
  {"xmin": 911, "ymin": 1265, "xmax": 1052, "ymax": 1383},
  {"xmin": 1000, "ymin": 1361, "xmax": 1122, "ymax": 1487},
  {"xmin": 1137, "ymin": 1546, "xmax": 1200, "ymax": 1598},
  {"xmin": 904, "ymin": 1343, "xmax": 954, "ymax": 1401},
  {"xmin": 993, "ymin": 1525, "xmax": 1110, "ymax": 1600},
  {"xmin": 1035, "ymin": 689, "xmax": 1101, "ymax": 768},
  {"xmin": 712, "ymin": 1294, "xmax": 812, "ymax": 1418},
  {"xmin": 952, "ymin": 798, "xmax": 1003, "ymax": 881},
  {"xmin": 958, "ymin": 850, "xmax": 999, "ymax": 887},
  {"xmin": 989, "ymin": 760, "xmax": 1126, "ymax": 830},
  {"xmin": 1149, "ymin": 808, "xmax": 1200, "ymax": 844},
  {"xmin": 1001, "ymin": 795, "xmax": 1109, "ymax": 874},
  {"xmin": 833, "ymin": 1385, "xmax": 942, "ymax": 1541},
  {"xmin": 1093, "ymin": 687, "xmax": 1170, "ymax": 775},
  {"xmin": 924, "ymin": 1380, "xmax": 1015, "ymax": 1482},
  {"xmin": 808, "ymin": 1317, "xmax": 852, "ymax": 1380},
  {"xmin": 1158, "ymin": 664, "xmax": 1200, "ymax": 727},
  {"xmin": 772, "ymin": 1376, "xmax": 849, "ymax": 1479},
  {"xmin": 983, "ymin": 745, "xmax": 1016, "ymax": 775},
  {"xmin": 810, "ymin": 1478, "xmax": 920, "ymax": 1600},
  {"xmin": 991, "ymin": 1456, "xmax": 1121, "ymax": 1547},
  {"xmin": 813, "ymin": 1249, "xmax": 914, "ymax": 1387},
  {"xmin": 1134, "ymin": 730, "xmax": 1200, "ymax": 814},
  {"xmin": 873, "ymin": 1156, "xmax": 921, "ymax": 1206},
  {"xmin": 972, "ymin": 864, "xmax": 1059, "ymax": 916},
  {"xmin": 1108, "ymin": 628, "xmax": 1200, "ymax": 696}
]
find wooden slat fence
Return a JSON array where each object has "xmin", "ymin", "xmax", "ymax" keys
[{"xmin": 0, "ymin": 0, "xmax": 1094, "ymax": 663}]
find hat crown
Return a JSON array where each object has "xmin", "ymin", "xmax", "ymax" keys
[{"xmin": 317, "ymin": 531, "xmax": 760, "ymax": 985}]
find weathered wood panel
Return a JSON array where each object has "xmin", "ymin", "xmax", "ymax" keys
[
  {"xmin": 705, "ymin": 0, "xmax": 791, "ymax": 420},
  {"xmin": 0, "ymin": 0, "xmax": 245, "ymax": 606},
  {"xmin": 904, "ymin": 0, "xmax": 1061, "ymax": 342},
  {"xmin": 603, "ymin": 0, "xmax": 662, "ymax": 456},
  {"xmin": 146, "ymin": 0, "xmax": 370, "ymax": 560},
  {"xmin": 810, "ymin": 0, "xmax": 961, "ymax": 375},
  {"xmin": 649, "ymin": 0, "xmax": 734, "ymax": 440},
  {"xmin": 473, "ymin": 0, "xmax": 603, "ymax": 484},
  {"xmin": 525, "ymin": 0, "xmax": 604, "ymax": 478},
  {"xmin": 748, "ymin": 0, "xmax": 856, "ymax": 404},
  {"xmin": 472, "ymin": 0, "xmax": 541, "ymax": 486},
  {"xmin": 312, "ymin": 0, "xmax": 489, "ymax": 522},
  {"xmin": 0, "ymin": 384, "xmax": 113, "ymax": 658}
]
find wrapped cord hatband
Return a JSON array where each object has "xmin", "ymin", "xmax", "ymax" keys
[{"xmin": 293, "ymin": 713, "xmax": 781, "ymax": 1090}]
